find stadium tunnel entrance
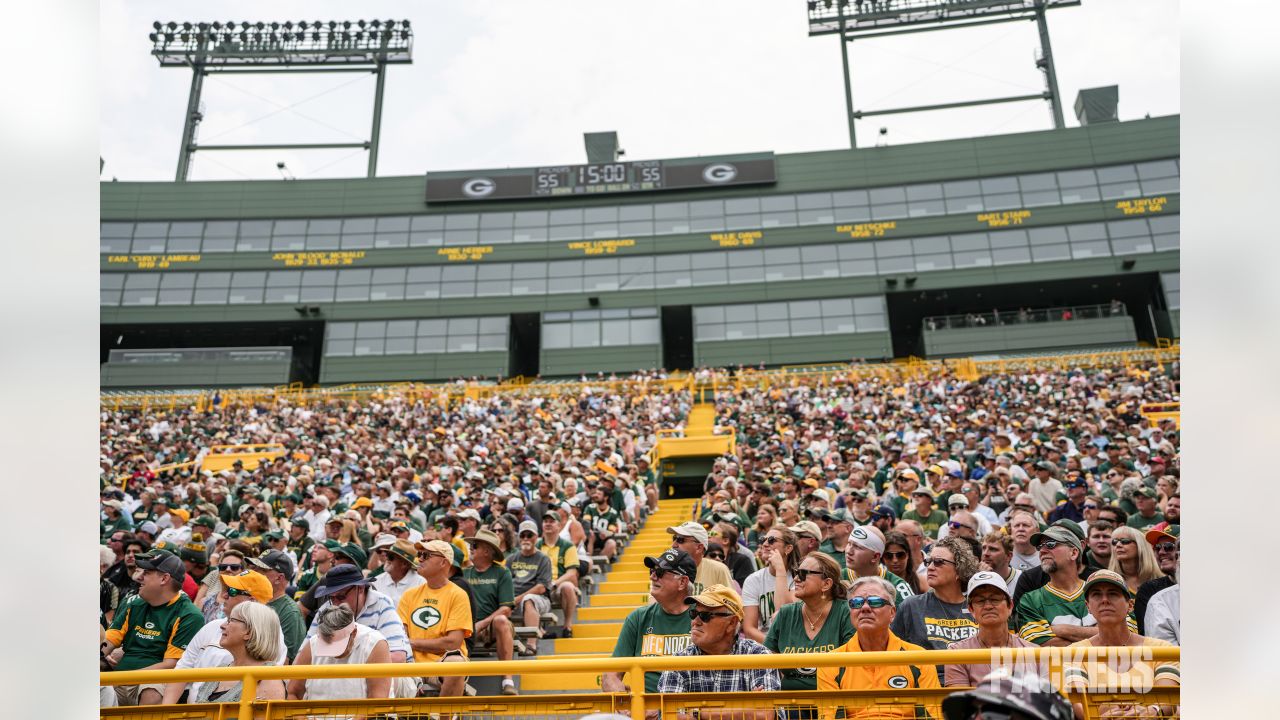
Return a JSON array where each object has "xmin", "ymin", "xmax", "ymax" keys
[
  {"xmin": 661, "ymin": 305, "xmax": 694, "ymax": 371},
  {"xmin": 508, "ymin": 313, "xmax": 541, "ymax": 379},
  {"xmin": 885, "ymin": 272, "xmax": 1170, "ymax": 358},
  {"xmin": 101, "ymin": 321, "xmax": 325, "ymax": 385}
]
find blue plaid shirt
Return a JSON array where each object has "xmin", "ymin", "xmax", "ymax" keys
[
  {"xmin": 305, "ymin": 589, "xmax": 410, "ymax": 660},
  {"xmin": 657, "ymin": 635, "xmax": 781, "ymax": 693}
]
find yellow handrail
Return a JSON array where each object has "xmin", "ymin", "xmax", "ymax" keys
[{"xmin": 101, "ymin": 647, "xmax": 1179, "ymax": 720}]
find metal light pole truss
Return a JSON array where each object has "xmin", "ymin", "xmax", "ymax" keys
[
  {"xmin": 805, "ymin": 0, "xmax": 1080, "ymax": 148},
  {"xmin": 149, "ymin": 20, "xmax": 414, "ymax": 181}
]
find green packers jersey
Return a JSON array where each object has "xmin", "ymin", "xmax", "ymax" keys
[
  {"xmin": 1016, "ymin": 583, "xmax": 1137, "ymax": 645},
  {"xmin": 463, "ymin": 563, "xmax": 515, "ymax": 619},
  {"xmin": 106, "ymin": 593, "xmax": 204, "ymax": 671},
  {"xmin": 582, "ymin": 504, "xmax": 621, "ymax": 536},
  {"xmin": 764, "ymin": 601, "xmax": 855, "ymax": 690},
  {"xmin": 611, "ymin": 602, "xmax": 693, "ymax": 693}
]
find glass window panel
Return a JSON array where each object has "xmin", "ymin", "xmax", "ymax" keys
[
  {"xmin": 239, "ymin": 220, "xmax": 271, "ymax": 238},
  {"xmin": 871, "ymin": 203, "xmax": 908, "ymax": 220},
  {"xmin": 205, "ymin": 221, "xmax": 238, "ymax": 238},
  {"xmin": 599, "ymin": 319, "xmax": 631, "ymax": 346},
  {"xmin": 653, "ymin": 202, "xmax": 688, "ymax": 219},
  {"xmin": 631, "ymin": 318, "xmax": 660, "ymax": 344},
  {"xmin": 549, "ymin": 208, "xmax": 584, "ymax": 226},
  {"xmin": 1057, "ymin": 168, "xmax": 1097, "ymax": 188},
  {"xmin": 992, "ymin": 246, "xmax": 1032, "ymax": 266},
  {"xmin": 856, "ymin": 313, "xmax": 888, "ymax": 332},
  {"xmin": 101, "ymin": 222, "xmax": 134, "ymax": 238},
  {"xmin": 547, "ymin": 260, "xmax": 582, "ymax": 278},
  {"xmin": 101, "ymin": 274, "xmax": 127, "ymax": 291},
  {"xmin": 752, "ymin": 319, "xmax": 786, "ymax": 338},
  {"xmin": 571, "ymin": 309, "xmax": 600, "ymax": 321},
  {"xmin": 726, "ymin": 249, "xmax": 765, "ymax": 268},
  {"xmin": 943, "ymin": 180, "xmax": 981, "ymax": 197},
  {"xmin": 441, "ymin": 265, "xmax": 477, "ymax": 282},
  {"xmin": 655, "ymin": 254, "xmax": 690, "ymax": 272},
  {"xmin": 337, "ymin": 268, "xmax": 372, "ymax": 286},
  {"xmin": 800, "ymin": 245, "xmax": 837, "ymax": 264},
  {"xmin": 819, "ymin": 298, "xmax": 853, "ymax": 317},
  {"xmin": 724, "ymin": 213, "xmax": 762, "ymax": 230},
  {"xmin": 133, "ymin": 222, "xmax": 168, "ymax": 238},
  {"xmin": 839, "ymin": 259, "xmax": 875, "ymax": 276},
  {"xmin": 477, "ymin": 317, "xmax": 507, "ymax": 335},
  {"xmin": 619, "ymin": 205, "xmax": 653, "ymax": 221},
  {"xmin": 511, "ymin": 226, "xmax": 547, "ymax": 243},
  {"xmin": 196, "ymin": 272, "xmax": 231, "ymax": 289},
  {"xmin": 722, "ymin": 304, "xmax": 755, "ymax": 323},
  {"xmin": 728, "ymin": 265, "xmax": 765, "ymax": 284},
  {"xmin": 409, "ymin": 231, "xmax": 444, "ymax": 247},
  {"xmin": 832, "ymin": 190, "xmax": 869, "ymax": 207},
  {"xmin": 264, "ymin": 286, "xmax": 301, "ymax": 304},
  {"xmin": 906, "ymin": 184, "xmax": 943, "ymax": 201},
  {"xmin": 442, "ymin": 229, "xmax": 479, "ymax": 245},
  {"xmin": 908, "ymin": 199, "xmax": 946, "ymax": 217},
  {"xmin": 585, "ymin": 222, "xmax": 620, "ymax": 238},
  {"xmin": 157, "ymin": 288, "xmax": 193, "ymax": 305},
  {"xmin": 227, "ymin": 286, "xmax": 263, "ymax": 304},
  {"xmin": 273, "ymin": 220, "xmax": 307, "ymax": 235},
  {"xmin": 335, "ymin": 286, "xmax": 369, "ymax": 302},
  {"xmin": 379, "ymin": 337, "xmax": 412, "ymax": 355},
  {"xmin": 790, "ymin": 317, "xmax": 823, "ymax": 336},
  {"xmin": 1140, "ymin": 176, "xmax": 1179, "ymax": 194},
  {"xmin": 912, "ymin": 236, "xmax": 949, "ymax": 254},
  {"xmin": 695, "ymin": 306, "xmax": 726, "ymax": 325},
  {"xmin": 475, "ymin": 264, "xmax": 511, "ymax": 281},
  {"xmin": 471, "ymin": 280, "xmax": 504, "ymax": 296},
  {"xmin": 101, "ymin": 236, "xmax": 132, "ymax": 254},
  {"xmin": 952, "ymin": 250, "xmax": 992, "ymax": 268},
  {"xmin": 852, "ymin": 296, "xmax": 885, "ymax": 316},
  {"xmin": 1148, "ymin": 215, "xmax": 1179, "ymax": 234},
  {"xmin": 763, "ymin": 263, "xmax": 800, "ymax": 281},
  {"xmin": 479, "ymin": 212, "xmax": 514, "ymax": 229},
  {"xmin": 168, "ymin": 222, "xmax": 203, "ymax": 238},
  {"xmin": 1070, "ymin": 240, "xmax": 1111, "ymax": 258},
  {"xmin": 983, "ymin": 193, "xmax": 1022, "ymax": 210},
  {"xmin": 444, "ymin": 214, "xmax": 479, "ymax": 230},
  {"xmin": 309, "ymin": 219, "xmax": 342, "ymax": 235},
  {"xmin": 760, "ymin": 211, "xmax": 797, "ymax": 228},
  {"xmin": 513, "ymin": 211, "xmax": 547, "ymax": 228},
  {"xmin": 981, "ymin": 177, "xmax": 1019, "ymax": 194},
  {"xmin": 444, "ymin": 317, "xmax": 476, "ymax": 336},
  {"xmin": 131, "ymin": 235, "xmax": 166, "ymax": 254},
  {"xmin": 327, "ymin": 323, "xmax": 357, "ymax": 340},
  {"xmin": 234, "ymin": 235, "xmax": 269, "ymax": 252},
  {"xmin": 192, "ymin": 287, "xmax": 228, "ymax": 304},
  {"xmin": 838, "ymin": 242, "xmax": 874, "ymax": 260},
  {"xmin": 511, "ymin": 277, "xmax": 546, "ymax": 294},
  {"xmin": 325, "ymin": 339, "xmax": 354, "ymax": 357},
  {"xmin": 915, "ymin": 253, "xmax": 952, "ymax": 271},
  {"xmin": 376, "ymin": 216, "xmax": 411, "ymax": 232},
  {"xmin": 688, "ymin": 216, "xmax": 724, "ymax": 232},
  {"xmin": 301, "ymin": 270, "xmax": 337, "ymax": 287},
  {"xmin": 1018, "ymin": 173, "xmax": 1058, "ymax": 192},
  {"xmin": 1021, "ymin": 189, "xmax": 1061, "ymax": 206},
  {"xmin": 950, "ymin": 233, "xmax": 989, "ymax": 252},
  {"xmin": 1111, "ymin": 235, "xmax": 1154, "ymax": 255},
  {"xmin": 653, "ymin": 217, "xmax": 691, "ymax": 234},
  {"xmin": 1028, "ymin": 226, "xmax": 1068, "ymax": 245},
  {"xmin": 384, "ymin": 320, "xmax": 416, "ymax": 338},
  {"xmin": 549, "ymin": 225, "xmax": 584, "ymax": 241},
  {"xmin": 1031, "ymin": 244, "xmax": 1072, "ymax": 262},
  {"xmin": 417, "ymin": 319, "xmax": 447, "ymax": 337},
  {"xmin": 300, "ymin": 286, "xmax": 335, "ymax": 303},
  {"xmin": 1100, "ymin": 182, "xmax": 1142, "ymax": 200},
  {"xmin": 1096, "ymin": 165, "xmax": 1138, "ymax": 184},
  {"xmin": 369, "ymin": 267, "xmax": 405, "ymax": 285},
  {"xmin": 620, "ymin": 220, "xmax": 654, "ymax": 235},
  {"xmin": 692, "ymin": 268, "xmax": 728, "ymax": 285},
  {"xmin": 354, "ymin": 338, "xmax": 384, "ymax": 356},
  {"xmin": 407, "ymin": 266, "xmax": 442, "ymax": 283},
  {"xmin": 341, "ymin": 233, "xmax": 375, "ymax": 249},
  {"xmin": 158, "ymin": 273, "xmax": 196, "ymax": 290},
  {"xmin": 833, "ymin": 205, "xmax": 872, "ymax": 222},
  {"xmin": 1108, "ymin": 219, "xmax": 1149, "ymax": 238},
  {"xmin": 725, "ymin": 198, "xmax": 761, "ymax": 214},
  {"xmin": 417, "ymin": 335, "xmax": 447, "ymax": 354},
  {"xmin": 120, "ymin": 289, "xmax": 158, "ymax": 306},
  {"xmin": 723, "ymin": 321, "xmax": 754, "ymax": 340},
  {"xmin": 804, "ymin": 262, "xmax": 839, "ymax": 280},
  {"xmin": 164, "ymin": 236, "xmax": 200, "ymax": 252},
  {"xmin": 227, "ymin": 272, "xmax": 265, "ymax": 289},
  {"xmin": 754, "ymin": 194, "xmax": 792, "ymax": 212},
  {"xmin": 476, "ymin": 334, "xmax": 506, "ymax": 352},
  {"xmin": 1136, "ymin": 160, "xmax": 1178, "ymax": 180},
  {"xmin": 790, "ymin": 300, "xmax": 821, "ymax": 319},
  {"xmin": 946, "ymin": 196, "xmax": 985, "ymax": 214},
  {"xmin": 272, "ymin": 235, "xmax": 307, "ymax": 251},
  {"xmin": 697, "ymin": 323, "xmax": 726, "ymax": 341},
  {"xmin": 1067, "ymin": 223, "xmax": 1108, "ymax": 241},
  {"xmin": 870, "ymin": 187, "xmax": 907, "ymax": 204},
  {"xmin": 306, "ymin": 234, "xmax": 340, "ymax": 250},
  {"xmin": 373, "ymin": 232, "xmax": 409, "ymax": 248},
  {"xmin": 988, "ymin": 230, "xmax": 1028, "ymax": 249},
  {"xmin": 355, "ymin": 321, "xmax": 385, "ymax": 339},
  {"xmin": 797, "ymin": 208, "xmax": 835, "ymax": 225},
  {"xmin": 876, "ymin": 240, "xmax": 913, "ymax": 257},
  {"xmin": 1059, "ymin": 185, "xmax": 1100, "ymax": 204},
  {"xmin": 823, "ymin": 316, "xmax": 857, "ymax": 334},
  {"xmin": 764, "ymin": 247, "xmax": 800, "ymax": 265},
  {"xmin": 571, "ymin": 321, "xmax": 600, "ymax": 348},
  {"xmin": 369, "ymin": 284, "xmax": 405, "ymax": 301},
  {"xmin": 440, "ymin": 281, "xmax": 474, "ymax": 297},
  {"xmin": 876, "ymin": 256, "xmax": 913, "ymax": 273},
  {"xmin": 615, "ymin": 256, "xmax": 653, "ymax": 275},
  {"xmin": 578, "ymin": 207, "xmax": 615, "ymax": 224},
  {"xmin": 541, "ymin": 323, "xmax": 572, "ymax": 349}
]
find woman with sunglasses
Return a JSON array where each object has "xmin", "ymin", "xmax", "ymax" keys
[
  {"xmin": 882, "ymin": 531, "xmax": 924, "ymax": 595},
  {"xmin": 741, "ymin": 527, "xmax": 799, "ymax": 643},
  {"xmin": 1107, "ymin": 526, "xmax": 1164, "ymax": 594},
  {"xmin": 764, "ymin": 553, "xmax": 853, "ymax": 693},
  {"xmin": 890, "ymin": 536, "xmax": 979, "ymax": 668},
  {"xmin": 195, "ymin": 545, "xmax": 251, "ymax": 623}
]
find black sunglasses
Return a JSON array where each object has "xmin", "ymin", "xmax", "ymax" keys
[
  {"xmin": 519, "ymin": 532, "xmax": 537, "ymax": 539},
  {"xmin": 923, "ymin": 558, "xmax": 955, "ymax": 567},
  {"xmin": 217, "ymin": 563, "xmax": 243, "ymax": 572},
  {"xmin": 793, "ymin": 568, "xmax": 822, "ymax": 582},
  {"xmin": 1154, "ymin": 542, "xmax": 1178, "ymax": 553},
  {"xmin": 688, "ymin": 609, "xmax": 735, "ymax": 622}
]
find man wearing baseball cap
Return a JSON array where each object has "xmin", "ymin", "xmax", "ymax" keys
[
  {"xmin": 1126, "ymin": 486, "xmax": 1165, "ymax": 530},
  {"xmin": 248, "ymin": 550, "xmax": 306, "ymax": 662},
  {"xmin": 370, "ymin": 539, "xmax": 425, "ymax": 605},
  {"xmin": 603, "ymin": 549, "xmax": 696, "ymax": 695},
  {"xmin": 656, "ymin": 584, "xmax": 780, "ymax": 694},
  {"xmin": 1134, "ymin": 525, "xmax": 1178, "ymax": 636},
  {"xmin": 305, "ymin": 563, "xmax": 411, "ymax": 664},
  {"xmin": 818, "ymin": 508, "xmax": 855, "ymax": 570},
  {"xmin": 844, "ymin": 525, "xmax": 914, "ymax": 606},
  {"xmin": 464, "ymin": 529, "xmax": 518, "ymax": 694},
  {"xmin": 903, "ymin": 487, "xmax": 948, "ymax": 539},
  {"xmin": 1016, "ymin": 526, "xmax": 1134, "ymax": 645},
  {"xmin": 102, "ymin": 551, "xmax": 204, "ymax": 706},
  {"xmin": 397, "ymin": 539, "xmax": 472, "ymax": 697},
  {"xmin": 943, "ymin": 571, "xmax": 1034, "ymax": 687},
  {"xmin": 789, "ymin": 519, "xmax": 823, "ymax": 559},
  {"xmin": 506, "ymin": 520, "xmax": 553, "ymax": 654},
  {"xmin": 667, "ymin": 521, "xmax": 734, "ymax": 594}
]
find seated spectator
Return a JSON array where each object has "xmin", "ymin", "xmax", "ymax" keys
[
  {"xmin": 190, "ymin": 602, "xmax": 286, "ymax": 703},
  {"xmin": 371, "ymin": 539, "xmax": 425, "ymax": 605},
  {"xmin": 288, "ymin": 604, "xmax": 391, "ymax": 701},
  {"xmin": 1108, "ymin": 526, "xmax": 1165, "ymax": 594},
  {"xmin": 604, "ymin": 549, "xmax": 696, "ymax": 697},
  {"xmin": 765, "ymin": 552, "xmax": 853, "ymax": 691},
  {"xmin": 1135, "ymin": 525, "xmax": 1179, "ymax": 634},
  {"xmin": 464, "ymin": 529, "xmax": 518, "ymax": 695},
  {"xmin": 398, "ymin": 540, "xmax": 472, "ymax": 697},
  {"xmin": 944, "ymin": 571, "xmax": 1034, "ymax": 687},
  {"xmin": 892, "ymin": 536, "xmax": 979, "ymax": 665},
  {"xmin": 305, "ymin": 564, "xmax": 410, "ymax": 663},
  {"xmin": 506, "ymin": 520, "xmax": 553, "ymax": 654},
  {"xmin": 656, "ymin": 584, "xmax": 780, "ymax": 705},
  {"xmin": 741, "ymin": 526, "xmax": 798, "ymax": 643}
]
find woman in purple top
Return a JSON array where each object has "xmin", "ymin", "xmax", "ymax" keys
[{"xmin": 944, "ymin": 570, "xmax": 1034, "ymax": 687}]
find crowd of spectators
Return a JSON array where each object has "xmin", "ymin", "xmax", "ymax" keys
[{"xmin": 100, "ymin": 360, "xmax": 1180, "ymax": 713}]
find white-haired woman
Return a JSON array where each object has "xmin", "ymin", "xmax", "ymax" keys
[
  {"xmin": 192, "ymin": 602, "xmax": 286, "ymax": 703},
  {"xmin": 288, "ymin": 604, "xmax": 391, "ymax": 700}
]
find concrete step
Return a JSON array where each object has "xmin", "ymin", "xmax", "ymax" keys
[
  {"xmin": 597, "ymin": 569, "xmax": 651, "ymax": 582},
  {"xmin": 590, "ymin": 593, "xmax": 649, "ymax": 607},
  {"xmin": 519, "ymin": 669, "xmax": 603, "ymax": 692},
  {"xmin": 547, "ymin": 636, "xmax": 620, "ymax": 653},
  {"xmin": 577, "ymin": 605, "xmax": 638, "ymax": 622},
  {"xmin": 598, "ymin": 579, "xmax": 651, "ymax": 594},
  {"xmin": 562, "ymin": 622, "xmax": 623, "ymax": 638}
]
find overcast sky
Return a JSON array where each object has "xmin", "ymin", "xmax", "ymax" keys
[{"xmin": 100, "ymin": 1, "xmax": 1178, "ymax": 182}]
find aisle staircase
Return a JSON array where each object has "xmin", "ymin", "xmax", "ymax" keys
[{"xmin": 520, "ymin": 498, "xmax": 697, "ymax": 692}]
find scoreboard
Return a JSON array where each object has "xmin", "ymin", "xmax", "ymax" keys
[{"xmin": 425, "ymin": 152, "xmax": 776, "ymax": 202}]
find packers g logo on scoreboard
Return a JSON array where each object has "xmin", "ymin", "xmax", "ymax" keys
[
  {"xmin": 461, "ymin": 177, "xmax": 496, "ymax": 198},
  {"xmin": 702, "ymin": 163, "xmax": 738, "ymax": 183},
  {"xmin": 412, "ymin": 605, "xmax": 443, "ymax": 629}
]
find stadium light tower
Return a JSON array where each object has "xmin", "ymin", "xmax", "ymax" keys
[
  {"xmin": 149, "ymin": 19, "xmax": 414, "ymax": 181},
  {"xmin": 806, "ymin": 0, "xmax": 1079, "ymax": 149}
]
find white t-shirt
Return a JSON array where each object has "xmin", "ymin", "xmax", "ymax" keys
[
  {"xmin": 740, "ymin": 567, "xmax": 794, "ymax": 635},
  {"xmin": 371, "ymin": 570, "xmax": 425, "ymax": 606},
  {"xmin": 177, "ymin": 617, "xmax": 287, "ymax": 701}
]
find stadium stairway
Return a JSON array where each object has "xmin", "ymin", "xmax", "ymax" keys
[{"xmin": 519, "ymin": 498, "xmax": 698, "ymax": 693}]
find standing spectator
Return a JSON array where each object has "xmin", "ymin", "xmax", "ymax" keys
[
  {"xmin": 818, "ymin": 576, "xmax": 941, "ymax": 719},
  {"xmin": 101, "ymin": 551, "xmax": 204, "ymax": 706},
  {"xmin": 943, "ymin": 572, "xmax": 1034, "ymax": 687},
  {"xmin": 765, "ymin": 552, "xmax": 854, "ymax": 691},
  {"xmin": 288, "ymin": 604, "xmax": 391, "ymax": 701},
  {"xmin": 397, "ymin": 540, "xmax": 472, "ymax": 697},
  {"xmin": 891, "ymin": 536, "xmax": 979, "ymax": 659},
  {"xmin": 656, "ymin": 585, "xmax": 780, "ymax": 703},
  {"xmin": 603, "ymin": 549, "xmax": 695, "ymax": 696},
  {"xmin": 464, "ymin": 529, "xmax": 518, "ymax": 695},
  {"xmin": 741, "ymin": 527, "xmax": 798, "ymax": 642}
]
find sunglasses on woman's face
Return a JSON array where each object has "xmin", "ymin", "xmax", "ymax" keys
[
  {"xmin": 225, "ymin": 587, "xmax": 251, "ymax": 598},
  {"xmin": 793, "ymin": 568, "xmax": 821, "ymax": 582},
  {"xmin": 849, "ymin": 596, "xmax": 890, "ymax": 610},
  {"xmin": 760, "ymin": 536, "xmax": 782, "ymax": 546},
  {"xmin": 217, "ymin": 563, "xmax": 242, "ymax": 572},
  {"xmin": 883, "ymin": 551, "xmax": 908, "ymax": 560},
  {"xmin": 1111, "ymin": 538, "xmax": 1135, "ymax": 547}
]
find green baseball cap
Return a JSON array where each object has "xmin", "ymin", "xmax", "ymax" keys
[{"xmin": 334, "ymin": 542, "xmax": 367, "ymax": 568}]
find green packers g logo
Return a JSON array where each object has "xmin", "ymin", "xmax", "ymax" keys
[{"xmin": 412, "ymin": 606, "xmax": 442, "ymax": 630}]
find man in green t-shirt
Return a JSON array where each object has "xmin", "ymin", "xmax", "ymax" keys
[
  {"xmin": 465, "ymin": 529, "xmax": 518, "ymax": 694},
  {"xmin": 248, "ymin": 549, "xmax": 306, "ymax": 662},
  {"xmin": 102, "ymin": 550, "xmax": 204, "ymax": 705},
  {"xmin": 817, "ymin": 509, "xmax": 855, "ymax": 570},
  {"xmin": 902, "ymin": 487, "xmax": 949, "ymax": 539},
  {"xmin": 1126, "ymin": 487, "xmax": 1165, "ymax": 530},
  {"xmin": 603, "ymin": 549, "xmax": 695, "ymax": 695}
]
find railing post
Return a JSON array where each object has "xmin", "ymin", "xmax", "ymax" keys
[
  {"xmin": 630, "ymin": 663, "xmax": 646, "ymax": 719},
  {"xmin": 239, "ymin": 672, "xmax": 257, "ymax": 720}
]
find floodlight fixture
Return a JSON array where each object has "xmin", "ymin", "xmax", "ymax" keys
[
  {"xmin": 150, "ymin": 18, "xmax": 414, "ymax": 181},
  {"xmin": 805, "ymin": 0, "xmax": 1080, "ymax": 148}
]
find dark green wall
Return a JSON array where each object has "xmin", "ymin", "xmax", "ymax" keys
[
  {"xmin": 318, "ymin": 352, "xmax": 507, "ymax": 383},
  {"xmin": 695, "ymin": 332, "xmax": 892, "ymax": 366},
  {"xmin": 923, "ymin": 316, "xmax": 1137, "ymax": 357},
  {"xmin": 101, "ymin": 360, "xmax": 290, "ymax": 388},
  {"xmin": 539, "ymin": 346, "xmax": 663, "ymax": 377}
]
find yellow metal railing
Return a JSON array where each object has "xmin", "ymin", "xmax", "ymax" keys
[{"xmin": 100, "ymin": 647, "xmax": 1179, "ymax": 720}]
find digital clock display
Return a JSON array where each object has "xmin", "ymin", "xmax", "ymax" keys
[{"xmin": 425, "ymin": 153, "xmax": 776, "ymax": 202}]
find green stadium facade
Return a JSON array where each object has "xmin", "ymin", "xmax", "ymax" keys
[{"xmin": 100, "ymin": 115, "xmax": 1179, "ymax": 387}]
